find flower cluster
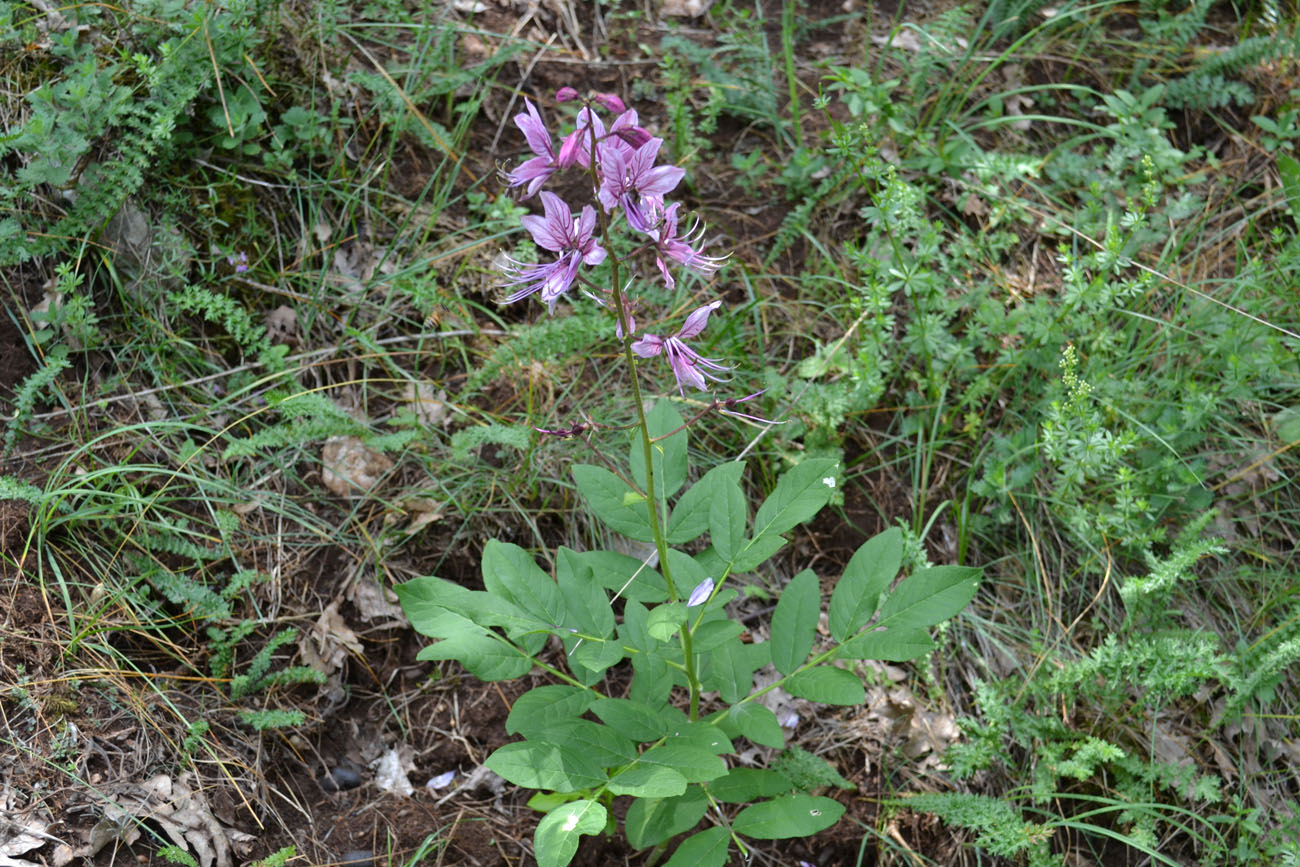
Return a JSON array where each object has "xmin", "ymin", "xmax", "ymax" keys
[{"xmin": 500, "ymin": 90, "xmax": 731, "ymax": 397}]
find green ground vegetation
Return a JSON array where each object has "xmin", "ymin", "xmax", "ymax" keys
[{"xmin": 1, "ymin": 0, "xmax": 1298, "ymax": 863}]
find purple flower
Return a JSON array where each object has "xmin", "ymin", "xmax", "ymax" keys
[
  {"xmin": 648, "ymin": 201, "xmax": 727, "ymax": 289},
  {"xmin": 557, "ymin": 106, "xmax": 605, "ymax": 169},
  {"xmin": 631, "ymin": 301, "xmax": 731, "ymax": 394},
  {"xmin": 597, "ymin": 137, "xmax": 685, "ymax": 232},
  {"xmin": 503, "ymin": 192, "xmax": 606, "ymax": 313},
  {"xmin": 687, "ymin": 577, "xmax": 714, "ymax": 607},
  {"xmin": 227, "ymin": 251, "xmax": 249, "ymax": 273},
  {"xmin": 504, "ymin": 99, "xmax": 558, "ymax": 198},
  {"xmin": 594, "ymin": 92, "xmax": 627, "ymax": 113},
  {"xmin": 555, "ymin": 86, "xmax": 579, "ymax": 102}
]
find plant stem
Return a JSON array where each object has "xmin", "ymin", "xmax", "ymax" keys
[{"xmin": 582, "ymin": 103, "xmax": 700, "ymax": 718}]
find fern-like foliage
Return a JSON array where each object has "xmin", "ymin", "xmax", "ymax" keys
[
  {"xmin": 464, "ymin": 312, "xmax": 607, "ymax": 393},
  {"xmin": 450, "ymin": 422, "xmax": 530, "ymax": 461},
  {"xmin": 897, "ymin": 792, "xmax": 1057, "ymax": 865},
  {"xmin": 222, "ymin": 392, "xmax": 367, "ymax": 458},
  {"xmin": 0, "ymin": 475, "xmax": 43, "ymax": 505},
  {"xmin": 5, "ymin": 347, "xmax": 72, "ymax": 454},
  {"xmin": 168, "ymin": 283, "xmax": 271, "ymax": 359}
]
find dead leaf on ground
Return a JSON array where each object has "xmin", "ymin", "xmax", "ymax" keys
[
  {"xmin": 372, "ymin": 746, "xmax": 415, "ymax": 797},
  {"xmin": 321, "ymin": 436, "xmax": 394, "ymax": 496},
  {"xmin": 89, "ymin": 774, "xmax": 253, "ymax": 867},
  {"xmin": 347, "ymin": 578, "xmax": 407, "ymax": 625},
  {"xmin": 408, "ymin": 381, "xmax": 450, "ymax": 427},
  {"xmin": 300, "ymin": 599, "xmax": 362, "ymax": 678},
  {"xmin": 848, "ymin": 685, "xmax": 959, "ymax": 772}
]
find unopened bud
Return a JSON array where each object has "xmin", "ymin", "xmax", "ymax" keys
[
  {"xmin": 555, "ymin": 86, "xmax": 579, "ymax": 102},
  {"xmin": 594, "ymin": 92, "xmax": 627, "ymax": 113}
]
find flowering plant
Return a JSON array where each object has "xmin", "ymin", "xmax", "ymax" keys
[{"xmin": 396, "ymin": 91, "xmax": 982, "ymax": 866}]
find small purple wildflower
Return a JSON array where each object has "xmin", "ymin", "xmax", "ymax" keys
[
  {"xmin": 648, "ymin": 201, "xmax": 727, "ymax": 289},
  {"xmin": 227, "ymin": 251, "xmax": 249, "ymax": 273},
  {"xmin": 504, "ymin": 99, "xmax": 559, "ymax": 198},
  {"xmin": 597, "ymin": 137, "xmax": 686, "ymax": 233},
  {"xmin": 687, "ymin": 577, "xmax": 714, "ymax": 607},
  {"xmin": 557, "ymin": 106, "xmax": 605, "ymax": 169},
  {"xmin": 631, "ymin": 301, "xmax": 731, "ymax": 395},
  {"xmin": 503, "ymin": 191, "xmax": 606, "ymax": 313}
]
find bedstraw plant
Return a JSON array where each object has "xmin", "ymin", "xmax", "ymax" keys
[{"xmin": 396, "ymin": 91, "xmax": 983, "ymax": 866}]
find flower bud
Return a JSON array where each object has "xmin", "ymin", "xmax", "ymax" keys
[
  {"xmin": 594, "ymin": 92, "xmax": 627, "ymax": 113},
  {"xmin": 555, "ymin": 86, "xmax": 579, "ymax": 102}
]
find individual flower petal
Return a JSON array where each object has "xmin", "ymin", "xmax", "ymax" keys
[
  {"xmin": 504, "ymin": 100, "xmax": 559, "ymax": 198},
  {"xmin": 678, "ymin": 299, "xmax": 721, "ymax": 340},
  {"xmin": 426, "ymin": 770, "xmax": 456, "ymax": 790},
  {"xmin": 687, "ymin": 577, "xmax": 714, "ymax": 607}
]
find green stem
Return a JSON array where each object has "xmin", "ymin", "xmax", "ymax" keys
[{"xmin": 582, "ymin": 104, "xmax": 700, "ymax": 718}]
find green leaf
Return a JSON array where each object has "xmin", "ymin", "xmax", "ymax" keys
[
  {"xmin": 727, "ymin": 703, "xmax": 785, "ymax": 749},
  {"xmin": 506, "ymin": 686, "xmax": 596, "ymax": 738},
  {"xmin": 556, "ymin": 548, "xmax": 615, "ymax": 637},
  {"xmin": 836, "ymin": 627, "xmax": 935, "ymax": 661},
  {"xmin": 630, "ymin": 652, "xmax": 675, "ymax": 706},
  {"xmin": 482, "ymin": 540, "xmax": 565, "ymax": 627},
  {"xmin": 702, "ymin": 635, "xmax": 763, "ymax": 705},
  {"xmin": 732, "ymin": 794, "xmax": 845, "ymax": 839},
  {"xmin": 638, "ymin": 745, "xmax": 727, "ymax": 783},
  {"xmin": 730, "ymin": 533, "xmax": 788, "ymax": 573},
  {"xmin": 708, "ymin": 466, "xmax": 748, "ymax": 563},
  {"xmin": 876, "ymin": 565, "xmax": 981, "ymax": 629},
  {"xmin": 751, "ymin": 458, "xmax": 838, "ymax": 539},
  {"xmin": 485, "ymin": 741, "xmax": 607, "ymax": 791},
  {"xmin": 572, "ymin": 464, "xmax": 654, "ymax": 541},
  {"xmin": 663, "ymin": 722, "xmax": 734, "ymax": 755},
  {"xmin": 607, "ymin": 764, "xmax": 688, "ymax": 798},
  {"xmin": 535, "ymin": 800, "xmax": 606, "ymax": 867},
  {"xmin": 785, "ymin": 666, "xmax": 865, "ymax": 705},
  {"xmin": 828, "ymin": 527, "xmax": 903, "ymax": 641},
  {"xmin": 590, "ymin": 698, "xmax": 668, "ymax": 741},
  {"xmin": 647, "ymin": 602, "xmax": 686, "ymax": 641},
  {"xmin": 668, "ymin": 462, "xmax": 745, "ymax": 545},
  {"xmin": 630, "ymin": 401, "xmax": 688, "ymax": 499},
  {"xmin": 568, "ymin": 635, "xmax": 625, "ymax": 681},
  {"xmin": 663, "ymin": 826, "xmax": 730, "ymax": 867},
  {"xmin": 416, "ymin": 627, "xmax": 534, "ymax": 681},
  {"xmin": 581, "ymin": 550, "xmax": 668, "ymax": 604},
  {"xmin": 625, "ymin": 788, "xmax": 709, "ymax": 849},
  {"xmin": 769, "ymin": 569, "xmax": 820, "ymax": 676},
  {"xmin": 395, "ymin": 576, "xmax": 544, "ymax": 635},
  {"xmin": 530, "ymin": 719, "xmax": 637, "ymax": 767},
  {"xmin": 706, "ymin": 767, "xmax": 794, "ymax": 803},
  {"xmin": 692, "ymin": 619, "xmax": 743, "ymax": 652}
]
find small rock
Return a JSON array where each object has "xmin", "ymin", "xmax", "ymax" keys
[
  {"xmin": 321, "ymin": 765, "xmax": 363, "ymax": 792},
  {"xmin": 340, "ymin": 851, "xmax": 373, "ymax": 867}
]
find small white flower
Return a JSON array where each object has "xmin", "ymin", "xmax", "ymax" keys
[
  {"xmin": 562, "ymin": 812, "xmax": 580, "ymax": 832},
  {"xmin": 822, "ymin": 477, "xmax": 836, "ymax": 488}
]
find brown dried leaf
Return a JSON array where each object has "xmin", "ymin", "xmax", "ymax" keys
[{"xmin": 321, "ymin": 436, "xmax": 394, "ymax": 497}]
